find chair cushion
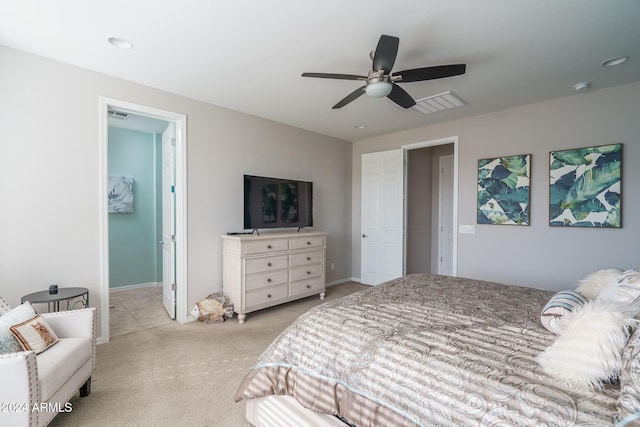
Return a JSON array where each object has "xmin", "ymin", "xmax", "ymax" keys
[{"xmin": 36, "ymin": 337, "xmax": 92, "ymax": 401}]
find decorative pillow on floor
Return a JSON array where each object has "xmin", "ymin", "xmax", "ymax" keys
[
  {"xmin": 597, "ymin": 269, "xmax": 640, "ymax": 304},
  {"xmin": 10, "ymin": 314, "xmax": 59, "ymax": 354},
  {"xmin": 538, "ymin": 299, "xmax": 640, "ymax": 390},
  {"xmin": 0, "ymin": 302, "xmax": 37, "ymax": 354},
  {"xmin": 575, "ymin": 268, "xmax": 623, "ymax": 299},
  {"xmin": 540, "ymin": 290, "xmax": 588, "ymax": 334}
]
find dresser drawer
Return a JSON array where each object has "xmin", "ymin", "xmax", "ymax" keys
[
  {"xmin": 245, "ymin": 255, "xmax": 288, "ymax": 274},
  {"xmin": 289, "ymin": 263, "xmax": 324, "ymax": 282},
  {"xmin": 289, "ymin": 276, "xmax": 325, "ymax": 297},
  {"xmin": 245, "ymin": 269, "xmax": 288, "ymax": 291},
  {"xmin": 289, "ymin": 250, "xmax": 324, "ymax": 267},
  {"xmin": 245, "ymin": 239, "xmax": 288, "ymax": 255},
  {"xmin": 289, "ymin": 236, "xmax": 324, "ymax": 250},
  {"xmin": 246, "ymin": 284, "xmax": 287, "ymax": 308}
]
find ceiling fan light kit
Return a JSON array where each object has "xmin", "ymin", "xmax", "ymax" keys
[
  {"xmin": 365, "ymin": 80, "xmax": 393, "ymax": 97},
  {"xmin": 302, "ymin": 34, "xmax": 466, "ymax": 110}
]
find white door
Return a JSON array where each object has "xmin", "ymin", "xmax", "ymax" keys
[
  {"xmin": 361, "ymin": 149, "xmax": 404, "ymax": 285},
  {"xmin": 162, "ymin": 123, "xmax": 176, "ymax": 319},
  {"xmin": 438, "ymin": 155, "xmax": 455, "ymax": 275}
]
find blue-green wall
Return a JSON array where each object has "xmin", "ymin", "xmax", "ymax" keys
[{"xmin": 108, "ymin": 127, "xmax": 162, "ymax": 288}]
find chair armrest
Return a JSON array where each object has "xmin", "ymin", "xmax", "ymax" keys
[
  {"xmin": 41, "ymin": 307, "xmax": 96, "ymax": 339},
  {"xmin": 0, "ymin": 351, "xmax": 39, "ymax": 426}
]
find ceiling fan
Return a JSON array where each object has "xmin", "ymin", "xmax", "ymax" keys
[{"xmin": 302, "ymin": 34, "xmax": 466, "ymax": 109}]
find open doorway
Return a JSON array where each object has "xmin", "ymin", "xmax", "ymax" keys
[
  {"xmin": 404, "ymin": 137, "xmax": 458, "ymax": 276},
  {"xmin": 98, "ymin": 97, "xmax": 188, "ymax": 343}
]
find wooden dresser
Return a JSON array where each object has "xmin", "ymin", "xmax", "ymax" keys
[{"xmin": 222, "ymin": 231, "xmax": 327, "ymax": 324}]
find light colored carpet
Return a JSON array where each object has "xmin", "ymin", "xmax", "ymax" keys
[{"xmin": 49, "ymin": 282, "xmax": 368, "ymax": 427}]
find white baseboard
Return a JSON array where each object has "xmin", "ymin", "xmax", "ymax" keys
[
  {"xmin": 109, "ymin": 282, "xmax": 161, "ymax": 293},
  {"xmin": 326, "ymin": 277, "xmax": 361, "ymax": 287}
]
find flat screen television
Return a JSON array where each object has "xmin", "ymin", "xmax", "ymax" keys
[{"xmin": 243, "ymin": 175, "xmax": 313, "ymax": 231}]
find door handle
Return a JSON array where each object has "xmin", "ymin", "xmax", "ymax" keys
[{"xmin": 362, "ymin": 234, "xmax": 368, "ymax": 238}]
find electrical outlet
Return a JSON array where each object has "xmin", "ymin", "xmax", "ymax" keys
[{"xmin": 330, "ymin": 262, "xmax": 335, "ymax": 271}]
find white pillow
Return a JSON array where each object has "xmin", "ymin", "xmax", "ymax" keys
[
  {"xmin": 538, "ymin": 299, "xmax": 640, "ymax": 390},
  {"xmin": 575, "ymin": 268, "xmax": 622, "ymax": 299},
  {"xmin": 0, "ymin": 302, "xmax": 37, "ymax": 354},
  {"xmin": 597, "ymin": 269, "xmax": 640, "ymax": 304}
]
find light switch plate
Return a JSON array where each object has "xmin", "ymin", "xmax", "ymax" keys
[{"xmin": 459, "ymin": 225, "xmax": 476, "ymax": 234}]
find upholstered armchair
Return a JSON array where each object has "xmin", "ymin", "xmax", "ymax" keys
[{"xmin": 0, "ymin": 297, "xmax": 96, "ymax": 427}]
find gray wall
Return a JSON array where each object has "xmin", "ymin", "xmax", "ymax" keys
[
  {"xmin": 0, "ymin": 46, "xmax": 352, "ymax": 339},
  {"xmin": 352, "ymin": 81, "xmax": 640, "ymax": 291}
]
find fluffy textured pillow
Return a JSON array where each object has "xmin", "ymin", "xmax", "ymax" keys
[
  {"xmin": 598, "ymin": 269, "xmax": 640, "ymax": 304},
  {"xmin": 538, "ymin": 299, "xmax": 640, "ymax": 390},
  {"xmin": 575, "ymin": 268, "xmax": 623, "ymax": 299},
  {"xmin": 540, "ymin": 290, "xmax": 588, "ymax": 334},
  {"xmin": 0, "ymin": 302, "xmax": 37, "ymax": 354},
  {"xmin": 10, "ymin": 314, "xmax": 59, "ymax": 354}
]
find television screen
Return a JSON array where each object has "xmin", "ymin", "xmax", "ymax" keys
[{"xmin": 243, "ymin": 175, "xmax": 313, "ymax": 230}]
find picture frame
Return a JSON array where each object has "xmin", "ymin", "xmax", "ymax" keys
[
  {"xmin": 477, "ymin": 154, "xmax": 531, "ymax": 225},
  {"xmin": 549, "ymin": 143, "xmax": 622, "ymax": 227},
  {"xmin": 108, "ymin": 176, "xmax": 134, "ymax": 214}
]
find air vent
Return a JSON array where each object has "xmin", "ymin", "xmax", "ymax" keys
[
  {"xmin": 412, "ymin": 91, "xmax": 466, "ymax": 115},
  {"xmin": 108, "ymin": 110, "xmax": 129, "ymax": 120}
]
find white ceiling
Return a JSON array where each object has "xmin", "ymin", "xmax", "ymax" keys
[{"xmin": 2, "ymin": 0, "xmax": 639, "ymax": 142}]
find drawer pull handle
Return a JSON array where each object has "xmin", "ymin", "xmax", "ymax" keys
[
  {"xmin": 307, "ymin": 241, "xmax": 311, "ymax": 245},
  {"xmin": 267, "ymin": 294, "xmax": 272, "ymax": 298},
  {"xmin": 307, "ymin": 257, "xmax": 311, "ymax": 261},
  {"xmin": 267, "ymin": 278, "xmax": 272, "ymax": 282},
  {"xmin": 307, "ymin": 271, "xmax": 311, "ymax": 275},
  {"xmin": 267, "ymin": 245, "xmax": 272, "ymax": 249},
  {"xmin": 267, "ymin": 262, "xmax": 272, "ymax": 267},
  {"xmin": 306, "ymin": 285, "xmax": 311, "ymax": 289}
]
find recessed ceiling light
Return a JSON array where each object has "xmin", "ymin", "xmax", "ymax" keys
[
  {"xmin": 354, "ymin": 125, "xmax": 366, "ymax": 129},
  {"xmin": 573, "ymin": 82, "xmax": 590, "ymax": 92},
  {"xmin": 601, "ymin": 56, "xmax": 629, "ymax": 67},
  {"xmin": 108, "ymin": 37, "xmax": 133, "ymax": 49}
]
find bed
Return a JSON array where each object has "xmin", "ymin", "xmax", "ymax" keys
[{"xmin": 235, "ymin": 273, "xmax": 637, "ymax": 426}]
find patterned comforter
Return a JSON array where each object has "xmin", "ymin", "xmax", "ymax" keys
[{"xmin": 235, "ymin": 274, "xmax": 618, "ymax": 426}]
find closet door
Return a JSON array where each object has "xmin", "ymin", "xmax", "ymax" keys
[{"xmin": 361, "ymin": 149, "xmax": 404, "ymax": 285}]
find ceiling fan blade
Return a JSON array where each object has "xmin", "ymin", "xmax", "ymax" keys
[
  {"xmin": 302, "ymin": 72, "xmax": 367, "ymax": 81},
  {"xmin": 372, "ymin": 35, "xmax": 399, "ymax": 74},
  {"xmin": 332, "ymin": 86, "xmax": 366, "ymax": 109},
  {"xmin": 387, "ymin": 84, "xmax": 416, "ymax": 108},
  {"xmin": 393, "ymin": 64, "xmax": 466, "ymax": 83}
]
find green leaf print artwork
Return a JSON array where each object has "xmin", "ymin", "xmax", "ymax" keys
[{"xmin": 549, "ymin": 144, "xmax": 621, "ymax": 227}]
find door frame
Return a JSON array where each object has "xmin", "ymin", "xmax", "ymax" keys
[
  {"xmin": 402, "ymin": 136, "xmax": 459, "ymax": 277},
  {"xmin": 98, "ymin": 97, "xmax": 188, "ymax": 343}
]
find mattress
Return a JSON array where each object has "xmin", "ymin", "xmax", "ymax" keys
[{"xmin": 236, "ymin": 273, "xmax": 619, "ymax": 426}]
